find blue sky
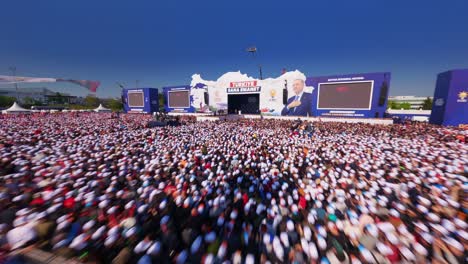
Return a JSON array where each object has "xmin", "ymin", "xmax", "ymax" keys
[{"xmin": 1, "ymin": 0, "xmax": 467, "ymax": 98}]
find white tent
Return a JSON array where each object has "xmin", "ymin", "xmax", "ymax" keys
[
  {"xmin": 94, "ymin": 104, "xmax": 111, "ymax": 113},
  {"xmin": 2, "ymin": 102, "xmax": 31, "ymax": 114}
]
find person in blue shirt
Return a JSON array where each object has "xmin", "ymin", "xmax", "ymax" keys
[{"xmin": 281, "ymin": 79, "xmax": 313, "ymax": 116}]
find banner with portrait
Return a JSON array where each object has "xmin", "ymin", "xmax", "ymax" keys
[{"xmin": 190, "ymin": 70, "xmax": 314, "ymax": 116}]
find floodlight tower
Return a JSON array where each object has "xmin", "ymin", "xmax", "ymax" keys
[{"xmin": 247, "ymin": 47, "xmax": 263, "ymax": 80}]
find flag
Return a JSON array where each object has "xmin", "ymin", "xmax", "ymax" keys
[
  {"xmin": 57, "ymin": 79, "xmax": 100, "ymax": 93},
  {"xmin": 0, "ymin": 75, "xmax": 100, "ymax": 92}
]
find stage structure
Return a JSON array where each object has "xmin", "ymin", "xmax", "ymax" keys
[
  {"xmin": 307, "ymin": 72, "xmax": 391, "ymax": 118},
  {"xmin": 122, "ymin": 88, "xmax": 159, "ymax": 113},
  {"xmin": 189, "ymin": 70, "xmax": 312, "ymax": 115},
  {"xmin": 162, "ymin": 71, "xmax": 392, "ymax": 118},
  {"xmin": 429, "ymin": 69, "xmax": 468, "ymax": 127}
]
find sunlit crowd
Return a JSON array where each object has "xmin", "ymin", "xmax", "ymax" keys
[{"xmin": 0, "ymin": 113, "xmax": 466, "ymax": 263}]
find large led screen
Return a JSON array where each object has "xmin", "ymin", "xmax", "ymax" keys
[
  {"xmin": 128, "ymin": 91, "xmax": 144, "ymax": 107},
  {"xmin": 317, "ymin": 81, "xmax": 373, "ymax": 109},
  {"xmin": 168, "ymin": 90, "xmax": 190, "ymax": 108}
]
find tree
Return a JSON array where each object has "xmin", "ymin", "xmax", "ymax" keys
[
  {"xmin": 158, "ymin": 93, "xmax": 165, "ymax": 111},
  {"xmin": 422, "ymin": 97, "xmax": 433, "ymax": 110},
  {"xmin": 399, "ymin": 102, "xmax": 411, "ymax": 110},
  {"xmin": 388, "ymin": 101, "xmax": 398, "ymax": 109},
  {"xmin": 83, "ymin": 95, "xmax": 100, "ymax": 107},
  {"xmin": 0, "ymin": 95, "xmax": 15, "ymax": 108},
  {"xmin": 107, "ymin": 98, "xmax": 123, "ymax": 111},
  {"xmin": 54, "ymin": 92, "xmax": 65, "ymax": 104}
]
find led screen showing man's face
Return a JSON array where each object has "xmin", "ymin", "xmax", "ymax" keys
[{"xmin": 317, "ymin": 81, "xmax": 373, "ymax": 109}]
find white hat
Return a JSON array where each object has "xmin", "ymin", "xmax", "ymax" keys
[
  {"xmin": 413, "ymin": 243, "xmax": 427, "ymax": 256},
  {"xmin": 147, "ymin": 241, "xmax": 161, "ymax": 255},
  {"xmin": 420, "ymin": 233, "xmax": 433, "ymax": 243},
  {"xmin": 272, "ymin": 237, "xmax": 284, "ymax": 261},
  {"xmin": 400, "ymin": 247, "xmax": 415, "ymax": 260},
  {"xmin": 69, "ymin": 234, "xmax": 87, "ymax": 250},
  {"xmin": 309, "ymin": 242, "xmax": 318, "ymax": 259},
  {"xmin": 57, "ymin": 221, "xmax": 70, "ymax": 231},
  {"xmin": 245, "ymin": 254, "xmax": 255, "ymax": 264},
  {"xmin": 386, "ymin": 233, "xmax": 398, "ymax": 245},
  {"xmin": 91, "ymin": 226, "xmax": 106, "ymax": 240},
  {"xmin": 104, "ymin": 234, "xmax": 118, "ymax": 247},
  {"xmin": 83, "ymin": 220, "xmax": 95, "ymax": 230},
  {"xmin": 280, "ymin": 232, "xmax": 289, "ymax": 248},
  {"xmin": 317, "ymin": 235, "xmax": 327, "ymax": 250},
  {"xmin": 456, "ymin": 230, "xmax": 468, "ymax": 241},
  {"xmin": 134, "ymin": 240, "xmax": 153, "ymax": 254},
  {"xmin": 376, "ymin": 242, "xmax": 392, "ymax": 255},
  {"xmin": 454, "ymin": 218, "xmax": 467, "ymax": 229},
  {"xmin": 125, "ymin": 227, "xmax": 137, "ymax": 238},
  {"xmin": 176, "ymin": 250, "xmax": 188, "ymax": 264},
  {"xmin": 205, "ymin": 231, "xmax": 216, "ymax": 243},
  {"xmin": 191, "ymin": 236, "xmax": 202, "ymax": 254},
  {"xmin": 443, "ymin": 237, "xmax": 463, "ymax": 251}
]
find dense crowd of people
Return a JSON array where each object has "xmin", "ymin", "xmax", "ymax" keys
[{"xmin": 0, "ymin": 113, "xmax": 466, "ymax": 263}]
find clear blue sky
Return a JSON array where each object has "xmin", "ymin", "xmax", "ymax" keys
[{"xmin": 1, "ymin": 0, "xmax": 467, "ymax": 98}]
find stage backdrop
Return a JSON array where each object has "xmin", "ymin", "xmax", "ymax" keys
[
  {"xmin": 122, "ymin": 88, "xmax": 159, "ymax": 113},
  {"xmin": 429, "ymin": 69, "xmax": 468, "ymax": 127},
  {"xmin": 190, "ymin": 70, "xmax": 313, "ymax": 116},
  {"xmin": 307, "ymin": 72, "xmax": 391, "ymax": 118}
]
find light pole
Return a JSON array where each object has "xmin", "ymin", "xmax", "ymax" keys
[
  {"xmin": 247, "ymin": 47, "xmax": 263, "ymax": 80},
  {"xmin": 8, "ymin": 66, "xmax": 19, "ymax": 101}
]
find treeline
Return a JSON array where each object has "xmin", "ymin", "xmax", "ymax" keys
[{"xmin": 0, "ymin": 95, "xmax": 123, "ymax": 111}]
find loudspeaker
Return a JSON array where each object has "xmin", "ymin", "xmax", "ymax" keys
[
  {"xmin": 204, "ymin": 92, "xmax": 209, "ymax": 105},
  {"xmin": 283, "ymin": 89, "xmax": 288, "ymax": 105},
  {"xmin": 378, "ymin": 81, "xmax": 388, "ymax": 106},
  {"xmin": 283, "ymin": 80, "xmax": 288, "ymax": 105}
]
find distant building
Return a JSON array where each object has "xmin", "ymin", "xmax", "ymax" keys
[
  {"xmin": 0, "ymin": 87, "xmax": 76, "ymax": 104},
  {"xmin": 388, "ymin": 95, "xmax": 432, "ymax": 109}
]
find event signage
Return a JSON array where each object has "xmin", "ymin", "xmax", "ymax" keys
[
  {"xmin": 190, "ymin": 70, "xmax": 312, "ymax": 115},
  {"xmin": 166, "ymin": 71, "xmax": 391, "ymax": 117},
  {"xmin": 307, "ymin": 72, "xmax": 391, "ymax": 118},
  {"xmin": 430, "ymin": 69, "xmax": 468, "ymax": 127}
]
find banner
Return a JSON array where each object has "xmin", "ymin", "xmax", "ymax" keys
[
  {"xmin": 190, "ymin": 70, "xmax": 313, "ymax": 116},
  {"xmin": 430, "ymin": 69, "xmax": 468, "ymax": 127},
  {"xmin": 0, "ymin": 75, "xmax": 100, "ymax": 92}
]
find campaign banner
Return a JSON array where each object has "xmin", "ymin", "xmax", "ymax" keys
[
  {"xmin": 430, "ymin": 69, "xmax": 468, "ymax": 127},
  {"xmin": 190, "ymin": 70, "xmax": 313, "ymax": 116}
]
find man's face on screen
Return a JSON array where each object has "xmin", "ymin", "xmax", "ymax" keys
[{"xmin": 293, "ymin": 80, "xmax": 304, "ymax": 95}]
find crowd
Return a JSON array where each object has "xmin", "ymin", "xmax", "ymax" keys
[{"xmin": 0, "ymin": 113, "xmax": 466, "ymax": 264}]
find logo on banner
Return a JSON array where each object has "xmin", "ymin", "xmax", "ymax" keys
[
  {"xmin": 434, "ymin": 98, "xmax": 445, "ymax": 106},
  {"xmin": 227, "ymin": 81, "xmax": 261, "ymax": 93},
  {"xmin": 457, "ymin": 91, "xmax": 467, "ymax": 103},
  {"xmin": 269, "ymin": 89, "xmax": 278, "ymax": 101}
]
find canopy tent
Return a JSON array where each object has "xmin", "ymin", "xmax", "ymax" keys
[
  {"xmin": 94, "ymin": 104, "xmax": 112, "ymax": 113},
  {"xmin": 2, "ymin": 102, "xmax": 31, "ymax": 114}
]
